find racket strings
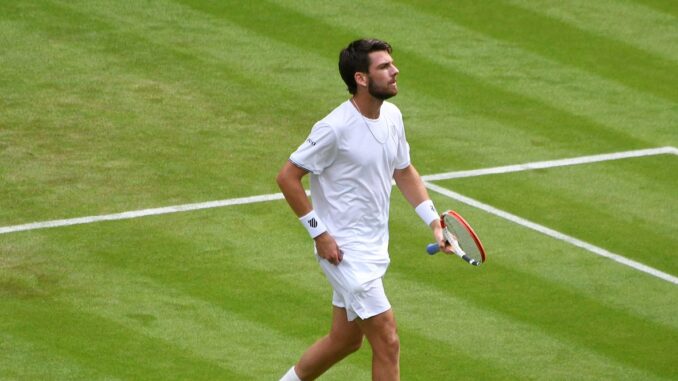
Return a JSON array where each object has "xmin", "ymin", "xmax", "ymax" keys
[{"xmin": 445, "ymin": 217, "xmax": 484, "ymax": 262}]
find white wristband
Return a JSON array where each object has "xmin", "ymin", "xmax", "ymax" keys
[
  {"xmin": 415, "ymin": 200, "xmax": 439, "ymax": 226},
  {"xmin": 299, "ymin": 210, "xmax": 327, "ymax": 239}
]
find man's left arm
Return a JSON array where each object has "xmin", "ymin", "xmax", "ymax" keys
[{"xmin": 394, "ymin": 165, "xmax": 453, "ymax": 253}]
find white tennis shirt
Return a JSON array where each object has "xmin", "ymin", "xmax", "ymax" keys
[{"xmin": 290, "ymin": 100, "xmax": 411, "ymax": 261}]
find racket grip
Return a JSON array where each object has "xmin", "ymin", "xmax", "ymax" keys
[{"xmin": 426, "ymin": 243, "xmax": 440, "ymax": 255}]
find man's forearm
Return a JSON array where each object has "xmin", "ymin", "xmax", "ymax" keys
[{"xmin": 394, "ymin": 165, "xmax": 430, "ymax": 208}]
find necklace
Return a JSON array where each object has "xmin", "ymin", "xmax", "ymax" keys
[{"xmin": 350, "ymin": 98, "xmax": 388, "ymax": 144}]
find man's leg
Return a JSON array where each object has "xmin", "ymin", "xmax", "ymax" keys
[
  {"xmin": 294, "ymin": 306, "xmax": 364, "ymax": 380},
  {"xmin": 356, "ymin": 309, "xmax": 400, "ymax": 381}
]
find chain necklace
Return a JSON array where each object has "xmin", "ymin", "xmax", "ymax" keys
[{"xmin": 350, "ymin": 98, "xmax": 388, "ymax": 145}]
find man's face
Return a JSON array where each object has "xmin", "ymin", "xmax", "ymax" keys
[{"xmin": 365, "ymin": 50, "xmax": 399, "ymax": 100}]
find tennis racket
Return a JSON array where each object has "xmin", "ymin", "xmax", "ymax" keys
[{"xmin": 426, "ymin": 210, "xmax": 486, "ymax": 266}]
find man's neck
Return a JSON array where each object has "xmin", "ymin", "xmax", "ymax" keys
[{"xmin": 351, "ymin": 93, "xmax": 383, "ymax": 119}]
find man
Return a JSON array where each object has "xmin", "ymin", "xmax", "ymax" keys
[{"xmin": 277, "ymin": 38, "xmax": 451, "ymax": 381}]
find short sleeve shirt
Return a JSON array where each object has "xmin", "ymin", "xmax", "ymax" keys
[{"xmin": 290, "ymin": 100, "xmax": 410, "ymax": 259}]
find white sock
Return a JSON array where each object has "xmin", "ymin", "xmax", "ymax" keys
[{"xmin": 279, "ymin": 366, "xmax": 302, "ymax": 381}]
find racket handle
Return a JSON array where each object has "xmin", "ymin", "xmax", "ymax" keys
[
  {"xmin": 461, "ymin": 254, "xmax": 481, "ymax": 266},
  {"xmin": 427, "ymin": 243, "xmax": 481, "ymax": 266},
  {"xmin": 426, "ymin": 243, "xmax": 440, "ymax": 255}
]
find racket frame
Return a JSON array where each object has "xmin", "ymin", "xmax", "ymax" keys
[{"xmin": 428, "ymin": 210, "xmax": 486, "ymax": 266}]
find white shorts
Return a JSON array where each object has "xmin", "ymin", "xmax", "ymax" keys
[{"xmin": 317, "ymin": 254, "xmax": 391, "ymax": 321}]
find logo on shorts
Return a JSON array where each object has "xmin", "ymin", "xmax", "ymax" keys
[
  {"xmin": 307, "ymin": 138, "xmax": 317, "ymax": 146},
  {"xmin": 308, "ymin": 218, "xmax": 318, "ymax": 228}
]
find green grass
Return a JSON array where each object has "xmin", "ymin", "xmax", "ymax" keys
[{"xmin": 1, "ymin": 0, "xmax": 677, "ymax": 379}]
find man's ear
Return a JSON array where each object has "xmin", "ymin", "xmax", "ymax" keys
[{"xmin": 354, "ymin": 72, "xmax": 368, "ymax": 88}]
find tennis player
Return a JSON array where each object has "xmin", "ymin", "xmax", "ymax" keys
[{"xmin": 277, "ymin": 38, "xmax": 451, "ymax": 381}]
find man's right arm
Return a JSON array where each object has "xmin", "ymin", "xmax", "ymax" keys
[
  {"xmin": 276, "ymin": 161, "xmax": 313, "ymax": 217},
  {"xmin": 276, "ymin": 161, "xmax": 342, "ymax": 265}
]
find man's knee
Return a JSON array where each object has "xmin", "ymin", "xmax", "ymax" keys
[
  {"xmin": 381, "ymin": 331, "xmax": 400, "ymax": 357},
  {"xmin": 346, "ymin": 335, "xmax": 364, "ymax": 354},
  {"xmin": 328, "ymin": 328, "xmax": 364, "ymax": 355},
  {"xmin": 333, "ymin": 332, "xmax": 364, "ymax": 355},
  {"xmin": 359, "ymin": 309, "xmax": 400, "ymax": 361},
  {"xmin": 368, "ymin": 328, "xmax": 399, "ymax": 361}
]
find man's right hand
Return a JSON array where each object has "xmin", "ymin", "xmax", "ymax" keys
[
  {"xmin": 314, "ymin": 232, "xmax": 343, "ymax": 265},
  {"xmin": 431, "ymin": 219, "xmax": 454, "ymax": 255}
]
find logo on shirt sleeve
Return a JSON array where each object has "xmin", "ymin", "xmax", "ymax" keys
[{"xmin": 307, "ymin": 138, "xmax": 317, "ymax": 146}]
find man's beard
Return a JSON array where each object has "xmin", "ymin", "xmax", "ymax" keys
[{"xmin": 368, "ymin": 78, "xmax": 397, "ymax": 100}]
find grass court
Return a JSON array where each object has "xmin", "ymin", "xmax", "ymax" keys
[{"xmin": 1, "ymin": 1, "xmax": 676, "ymax": 379}]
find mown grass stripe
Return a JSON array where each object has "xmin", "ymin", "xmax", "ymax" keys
[
  {"xmin": 505, "ymin": 0, "xmax": 678, "ymax": 63},
  {"xmin": 628, "ymin": 0, "xmax": 678, "ymax": 18},
  {"xmin": 395, "ymin": 0, "xmax": 677, "ymax": 102},
  {"xmin": 182, "ymin": 0, "xmax": 649, "ymax": 156},
  {"xmin": 1, "ymin": 299, "xmax": 241, "ymax": 380},
  {"xmin": 391, "ymin": 273, "xmax": 669, "ymax": 380},
  {"xmin": 0, "ymin": 333, "xmax": 114, "ymax": 380}
]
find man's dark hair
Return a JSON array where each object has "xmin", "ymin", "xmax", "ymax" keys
[{"xmin": 339, "ymin": 39, "xmax": 392, "ymax": 95}]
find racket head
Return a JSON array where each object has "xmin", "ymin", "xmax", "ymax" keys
[{"xmin": 441, "ymin": 210, "xmax": 486, "ymax": 264}]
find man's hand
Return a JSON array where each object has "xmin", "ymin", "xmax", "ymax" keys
[
  {"xmin": 314, "ymin": 232, "xmax": 343, "ymax": 265},
  {"xmin": 431, "ymin": 219, "xmax": 454, "ymax": 254}
]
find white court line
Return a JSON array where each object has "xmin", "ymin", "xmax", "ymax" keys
[
  {"xmin": 422, "ymin": 146, "xmax": 677, "ymax": 181},
  {"xmin": 0, "ymin": 192, "xmax": 291, "ymax": 235},
  {"xmin": 1, "ymin": 146, "xmax": 675, "ymax": 235},
  {"xmin": 424, "ymin": 182, "xmax": 678, "ymax": 285}
]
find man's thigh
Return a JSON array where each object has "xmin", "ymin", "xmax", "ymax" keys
[{"xmin": 329, "ymin": 306, "xmax": 364, "ymax": 344}]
